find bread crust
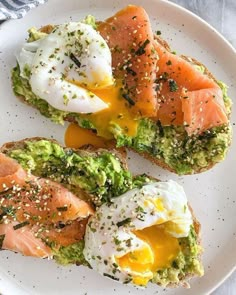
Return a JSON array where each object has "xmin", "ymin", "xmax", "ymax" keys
[{"xmin": 0, "ymin": 136, "xmax": 128, "ymax": 170}]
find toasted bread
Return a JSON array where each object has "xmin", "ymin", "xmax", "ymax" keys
[
  {"xmin": 0, "ymin": 137, "xmax": 131, "ymax": 206},
  {"xmin": 11, "ymin": 20, "xmax": 232, "ymax": 175},
  {"xmin": 0, "ymin": 137, "xmax": 203, "ymax": 287}
]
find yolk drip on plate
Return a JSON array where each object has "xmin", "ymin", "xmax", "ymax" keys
[
  {"xmin": 65, "ymin": 80, "xmax": 138, "ymax": 147},
  {"xmin": 65, "ymin": 124, "xmax": 112, "ymax": 148},
  {"xmin": 117, "ymin": 225, "xmax": 180, "ymax": 286}
]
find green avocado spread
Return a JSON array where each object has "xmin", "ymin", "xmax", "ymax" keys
[
  {"xmin": 7, "ymin": 139, "xmax": 137, "ymax": 205},
  {"xmin": 12, "ymin": 58, "xmax": 232, "ymax": 175},
  {"xmin": 7, "ymin": 139, "xmax": 203, "ymax": 285}
]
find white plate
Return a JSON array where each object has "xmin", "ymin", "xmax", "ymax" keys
[{"xmin": 0, "ymin": 0, "xmax": 236, "ymax": 294}]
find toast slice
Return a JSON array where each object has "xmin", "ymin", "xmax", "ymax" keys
[
  {"xmin": 11, "ymin": 7, "xmax": 232, "ymax": 175},
  {"xmin": 0, "ymin": 137, "xmax": 134, "ymax": 206},
  {"xmin": 0, "ymin": 137, "xmax": 203, "ymax": 288}
]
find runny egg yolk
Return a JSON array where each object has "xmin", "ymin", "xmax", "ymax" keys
[
  {"xmin": 66, "ymin": 80, "xmax": 138, "ymax": 140},
  {"xmin": 116, "ymin": 225, "xmax": 180, "ymax": 286},
  {"xmin": 65, "ymin": 123, "xmax": 112, "ymax": 149}
]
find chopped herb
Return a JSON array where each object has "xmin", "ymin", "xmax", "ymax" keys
[
  {"xmin": 0, "ymin": 234, "xmax": 5, "ymax": 249},
  {"xmin": 157, "ymin": 120, "xmax": 164, "ymax": 137},
  {"xmin": 116, "ymin": 217, "xmax": 131, "ymax": 227},
  {"xmin": 85, "ymin": 39, "xmax": 90, "ymax": 46},
  {"xmin": 103, "ymin": 273, "xmax": 119, "ymax": 281},
  {"xmin": 122, "ymin": 94, "xmax": 135, "ymax": 106},
  {"xmin": 198, "ymin": 131, "xmax": 217, "ymax": 140},
  {"xmin": 124, "ymin": 278, "xmax": 132, "ymax": 284},
  {"xmin": 57, "ymin": 206, "xmax": 68, "ymax": 212},
  {"xmin": 155, "ymin": 72, "xmax": 169, "ymax": 83},
  {"xmin": 126, "ymin": 67, "xmax": 137, "ymax": 76},
  {"xmin": 0, "ymin": 213, "xmax": 5, "ymax": 221},
  {"xmin": 168, "ymin": 79, "xmax": 178, "ymax": 92},
  {"xmin": 135, "ymin": 39, "xmax": 150, "ymax": 56},
  {"xmin": 13, "ymin": 221, "xmax": 30, "ymax": 230},
  {"xmin": 172, "ymin": 260, "xmax": 178, "ymax": 268},
  {"xmin": 156, "ymin": 30, "xmax": 162, "ymax": 35},
  {"xmin": 1, "ymin": 206, "xmax": 16, "ymax": 217},
  {"xmin": 63, "ymin": 94, "xmax": 69, "ymax": 105},
  {"xmin": 155, "ymin": 83, "xmax": 161, "ymax": 92},
  {"xmin": 57, "ymin": 222, "xmax": 66, "ymax": 229},
  {"xmin": 113, "ymin": 45, "xmax": 122, "ymax": 53},
  {"xmin": 135, "ymin": 206, "xmax": 145, "ymax": 213},
  {"xmin": 114, "ymin": 237, "xmax": 121, "ymax": 245},
  {"xmin": 125, "ymin": 239, "xmax": 132, "ymax": 247},
  {"xmin": 70, "ymin": 52, "xmax": 81, "ymax": 68}
]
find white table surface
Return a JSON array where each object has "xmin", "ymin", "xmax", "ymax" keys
[
  {"xmin": 0, "ymin": 0, "xmax": 235, "ymax": 294},
  {"xmin": 170, "ymin": 1, "xmax": 236, "ymax": 294}
]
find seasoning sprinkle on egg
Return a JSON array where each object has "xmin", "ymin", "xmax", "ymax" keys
[{"xmin": 83, "ymin": 180, "xmax": 193, "ymax": 287}]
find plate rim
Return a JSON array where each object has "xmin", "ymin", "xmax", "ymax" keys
[{"xmin": 0, "ymin": 0, "xmax": 235, "ymax": 294}]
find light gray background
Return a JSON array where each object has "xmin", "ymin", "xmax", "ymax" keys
[
  {"xmin": 170, "ymin": 1, "xmax": 236, "ymax": 294},
  {"xmin": 0, "ymin": 0, "xmax": 235, "ymax": 294}
]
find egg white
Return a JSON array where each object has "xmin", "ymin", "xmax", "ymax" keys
[
  {"xmin": 83, "ymin": 180, "xmax": 193, "ymax": 284},
  {"xmin": 17, "ymin": 22, "xmax": 114, "ymax": 113}
]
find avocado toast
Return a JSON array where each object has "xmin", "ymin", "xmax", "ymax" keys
[
  {"xmin": 11, "ymin": 5, "xmax": 232, "ymax": 175},
  {"xmin": 0, "ymin": 138, "xmax": 203, "ymax": 288}
]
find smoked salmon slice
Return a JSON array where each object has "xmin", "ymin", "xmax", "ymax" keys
[
  {"xmin": 0, "ymin": 153, "xmax": 94, "ymax": 258},
  {"xmin": 0, "ymin": 153, "xmax": 94, "ymax": 224},
  {"xmin": 98, "ymin": 5, "xmax": 228, "ymax": 134},
  {"xmin": 0, "ymin": 222, "xmax": 52, "ymax": 258},
  {"xmin": 98, "ymin": 5, "xmax": 159, "ymax": 117},
  {"xmin": 154, "ymin": 41, "xmax": 228, "ymax": 134}
]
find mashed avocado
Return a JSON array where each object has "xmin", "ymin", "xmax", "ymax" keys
[
  {"xmin": 53, "ymin": 241, "xmax": 89, "ymax": 266},
  {"xmin": 7, "ymin": 139, "xmax": 203, "ymax": 283},
  {"xmin": 12, "ymin": 25, "xmax": 232, "ymax": 175},
  {"xmin": 12, "ymin": 64, "xmax": 232, "ymax": 175},
  {"xmin": 152, "ymin": 226, "xmax": 203, "ymax": 286},
  {"xmin": 113, "ymin": 119, "xmax": 232, "ymax": 175},
  {"xmin": 7, "ymin": 139, "xmax": 136, "ymax": 205}
]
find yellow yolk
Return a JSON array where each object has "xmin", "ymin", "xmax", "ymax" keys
[
  {"xmin": 116, "ymin": 225, "xmax": 180, "ymax": 286},
  {"xmin": 65, "ymin": 123, "xmax": 112, "ymax": 148},
  {"xmin": 68, "ymin": 80, "xmax": 138, "ymax": 139}
]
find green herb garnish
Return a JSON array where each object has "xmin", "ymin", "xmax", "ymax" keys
[
  {"xmin": 116, "ymin": 217, "xmax": 131, "ymax": 227},
  {"xmin": 70, "ymin": 52, "xmax": 81, "ymax": 68},
  {"xmin": 126, "ymin": 67, "xmax": 137, "ymax": 76},
  {"xmin": 122, "ymin": 94, "xmax": 135, "ymax": 106},
  {"xmin": 13, "ymin": 221, "xmax": 30, "ymax": 230},
  {"xmin": 57, "ymin": 206, "xmax": 68, "ymax": 212},
  {"xmin": 168, "ymin": 79, "xmax": 178, "ymax": 92},
  {"xmin": 103, "ymin": 273, "xmax": 119, "ymax": 281},
  {"xmin": 135, "ymin": 39, "xmax": 150, "ymax": 56}
]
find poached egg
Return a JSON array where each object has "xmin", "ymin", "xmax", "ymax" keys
[
  {"xmin": 17, "ymin": 21, "xmax": 138, "ymax": 139},
  {"xmin": 17, "ymin": 22, "xmax": 113, "ymax": 113},
  {"xmin": 83, "ymin": 180, "xmax": 193, "ymax": 286}
]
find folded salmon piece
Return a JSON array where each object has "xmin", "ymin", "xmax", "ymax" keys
[
  {"xmin": 0, "ymin": 153, "xmax": 94, "ymax": 258},
  {"xmin": 98, "ymin": 5, "xmax": 228, "ymax": 134},
  {"xmin": 154, "ymin": 41, "xmax": 228, "ymax": 134},
  {"xmin": 98, "ymin": 5, "xmax": 159, "ymax": 118}
]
